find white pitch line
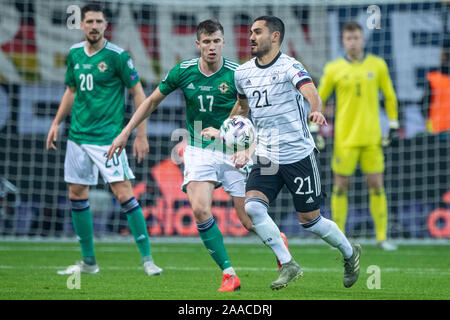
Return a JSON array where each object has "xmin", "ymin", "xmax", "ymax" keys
[
  {"xmin": 0, "ymin": 246, "xmax": 448, "ymax": 257},
  {"xmin": 0, "ymin": 265, "xmax": 449, "ymax": 275}
]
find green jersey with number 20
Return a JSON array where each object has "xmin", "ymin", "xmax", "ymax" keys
[
  {"xmin": 159, "ymin": 58, "xmax": 239, "ymax": 148},
  {"xmin": 65, "ymin": 40, "xmax": 140, "ymax": 145}
]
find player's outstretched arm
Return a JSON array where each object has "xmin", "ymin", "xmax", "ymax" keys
[
  {"xmin": 46, "ymin": 86, "xmax": 76, "ymax": 150},
  {"xmin": 106, "ymin": 87, "xmax": 166, "ymax": 160},
  {"xmin": 128, "ymin": 82, "xmax": 149, "ymax": 163}
]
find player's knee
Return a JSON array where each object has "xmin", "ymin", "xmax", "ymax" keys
[
  {"xmin": 297, "ymin": 210, "xmax": 321, "ymax": 224},
  {"xmin": 332, "ymin": 186, "xmax": 348, "ymax": 197},
  {"xmin": 333, "ymin": 175, "xmax": 350, "ymax": 191},
  {"xmin": 192, "ymin": 205, "xmax": 211, "ymax": 222},
  {"xmin": 116, "ymin": 194, "xmax": 132, "ymax": 204},
  {"xmin": 68, "ymin": 184, "xmax": 89, "ymax": 199},
  {"xmin": 110, "ymin": 181, "xmax": 133, "ymax": 203},
  {"xmin": 367, "ymin": 179, "xmax": 384, "ymax": 191},
  {"xmin": 369, "ymin": 187, "xmax": 385, "ymax": 196}
]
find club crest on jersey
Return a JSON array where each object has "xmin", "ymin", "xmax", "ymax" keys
[
  {"xmin": 218, "ymin": 82, "xmax": 230, "ymax": 94},
  {"xmin": 367, "ymin": 72, "xmax": 374, "ymax": 79},
  {"xmin": 270, "ymin": 73, "xmax": 280, "ymax": 83},
  {"xmin": 97, "ymin": 61, "xmax": 108, "ymax": 72}
]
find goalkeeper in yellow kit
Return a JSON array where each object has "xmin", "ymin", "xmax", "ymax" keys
[{"xmin": 318, "ymin": 22, "xmax": 398, "ymax": 250}]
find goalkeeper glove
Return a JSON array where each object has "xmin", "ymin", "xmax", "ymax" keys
[
  {"xmin": 309, "ymin": 122, "xmax": 326, "ymax": 150},
  {"xmin": 381, "ymin": 119, "xmax": 400, "ymax": 147}
]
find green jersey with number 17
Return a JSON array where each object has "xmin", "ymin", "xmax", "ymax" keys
[
  {"xmin": 158, "ymin": 57, "xmax": 239, "ymax": 148},
  {"xmin": 65, "ymin": 40, "xmax": 140, "ymax": 145}
]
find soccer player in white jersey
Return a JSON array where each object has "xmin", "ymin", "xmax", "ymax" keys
[{"xmin": 231, "ymin": 16, "xmax": 361, "ymax": 290}]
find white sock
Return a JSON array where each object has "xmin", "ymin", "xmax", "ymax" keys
[
  {"xmin": 302, "ymin": 215, "xmax": 353, "ymax": 259},
  {"xmin": 245, "ymin": 198, "xmax": 292, "ymax": 265},
  {"xmin": 223, "ymin": 267, "xmax": 236, "ymax": 275}
]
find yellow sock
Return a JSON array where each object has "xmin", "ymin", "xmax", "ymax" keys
[
  {"xmin": 369, "ymin": 188, "xmax": 388, "ymax": 242},
  {"xmin": 331, "ymin": 187, "xmax": 348, "ymax": 233}
]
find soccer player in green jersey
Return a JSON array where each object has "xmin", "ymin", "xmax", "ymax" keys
[
  {"xmin": 108, "ymin": 19, "xmax": 256, "ymax": 292},
  {"xmin": 46, "ymin": 3, "xmax": 162, "ymax": 276}
]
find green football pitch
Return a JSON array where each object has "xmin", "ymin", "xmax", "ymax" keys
[{"xmin": 0, "ymin": 240, "xmax": 449, "ymax": 300}]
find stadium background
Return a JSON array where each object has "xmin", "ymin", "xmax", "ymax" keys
[{"xmin": 0, "ymin": 0, "xmax": 449, "ymax": 241}]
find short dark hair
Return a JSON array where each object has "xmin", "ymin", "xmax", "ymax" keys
[
  {"xmin": 81, "ymin": 3, "xmax": 106, "ymax": 21},
  {"xmin": 196, "ymin": 19, "xmax": 224, "ymax": 40},
  {"xmin": 342, "ymin": 21, "xmax": 363, "ymax": 34},
  {"xmin": 253, "ymin": 16, "xmax": 285, "ymax": 45}
]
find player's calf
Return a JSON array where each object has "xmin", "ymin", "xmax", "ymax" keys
[
  {"xmin": 300, "ymin": 214, "xmax": 353, "ymax": 259},
  {"xmin": 244, "ymin": 198, "xmax": 292, "ymax": 265}
]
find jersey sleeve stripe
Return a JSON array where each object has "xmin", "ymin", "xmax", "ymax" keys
[
  {"xmin": 224, "ymin": 65, "xmax": 238, "ymax": 71},
  {"xmin": 180, "ymin": 63, "xmax": 197, "ymax": 69},
  {"xmin": 225, "ymin": 61, "xmax": 240, "ymax": 68},
  {"xmin": 180, "ymin": 58, "xmax": 199, "ymax": 68},
  {"xmin": 105, "ymin": 42, "xmax": 124, "ymax": 54},
  {"xmin": 296, "ymin": 79, "xmax": 313, "ymax": 89},
  {"xmin": 69, "ymin": 41, "xmax": 86, "ymax": 50}
]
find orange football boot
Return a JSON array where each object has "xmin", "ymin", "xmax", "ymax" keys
[{"xmin": 217, "ymin": 274, "xmax": 241, "ymax": 292}]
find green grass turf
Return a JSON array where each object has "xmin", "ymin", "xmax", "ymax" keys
[{"xmin": 0, "ymin": 241, "xmax": 449, "ymax": 300}]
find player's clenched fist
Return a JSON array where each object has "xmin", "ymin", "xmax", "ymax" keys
[
  {"xmin": 308, "ymin": 111, "xmax": 328, "ymax": 126},
  {"xmin": 201, "ymin": 127, "xmax": 220, "ymax": 140},
  {"xmin": 232, "ymin": 149, "xmax": 251, "ymax": 169}
]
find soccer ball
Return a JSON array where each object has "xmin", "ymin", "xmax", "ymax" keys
[{"xmin": 220, "ymin": 115, "xmax": 255, "ymax": 151}]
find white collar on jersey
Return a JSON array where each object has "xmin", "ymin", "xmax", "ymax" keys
[
  {"xmin": 84, "ymin": 39, "xmax": 107, "ymax": 57},
  {"xmin": 198, "ymin": 57, "xmax": 224, "ymax": 77}
]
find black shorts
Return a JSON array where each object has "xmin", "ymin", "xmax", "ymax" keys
[{"xmin": 246, "ymin": 151, "xmax": 322, "ymax": 212}]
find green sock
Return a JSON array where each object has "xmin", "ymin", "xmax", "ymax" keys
[
  {"xmin": 123, "ymin": 202, "xmax": 152, "ymax": 262},
  {"xmin": 197, "ymin": 217, "xmax": 232, "ymax": 270},
  {"xmin": 71, "ymin": 200, "xmax": 96, "ymax": 265}
]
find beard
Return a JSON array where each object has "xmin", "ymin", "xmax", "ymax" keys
[
  {"xmin": 86, "ymin": 33, "xmax": 102, "ymax": 45},
  {"xmin": 251, "ymin": 41, "xmax": 271, "ymax": 58}
]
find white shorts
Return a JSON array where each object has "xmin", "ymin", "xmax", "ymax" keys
[
  {"xmin": 64, "ymin": 139, "xmax": 135, "ymax": 185},
  {"xmin": 182, "ymin": 145, "xmax": 250, "ymax": 197}
]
